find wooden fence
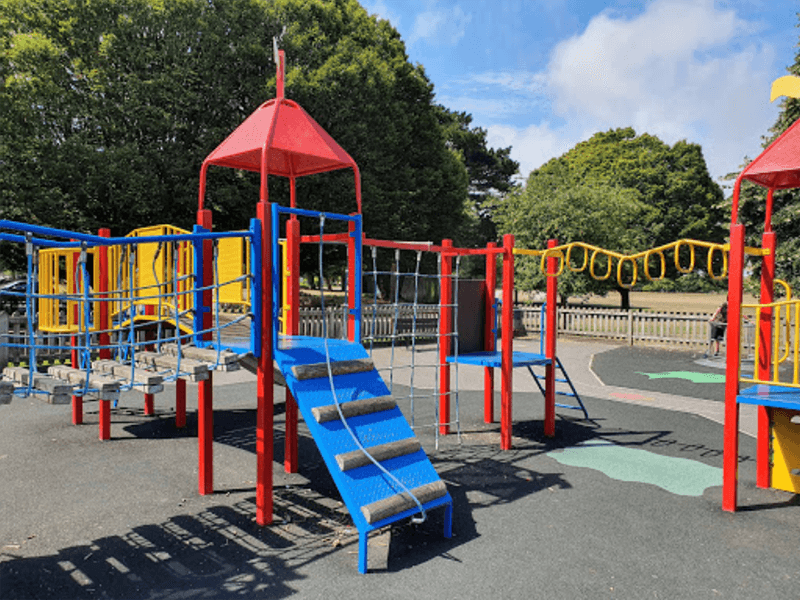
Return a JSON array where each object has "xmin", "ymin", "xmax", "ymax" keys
[{"xmin": 1, "ymin": 303, "xmax": 751, "ymax": 365}]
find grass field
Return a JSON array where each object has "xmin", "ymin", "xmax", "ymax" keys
[{"xmin": 576, "ymin": 291, "xmax": 759, "ymax": 313}]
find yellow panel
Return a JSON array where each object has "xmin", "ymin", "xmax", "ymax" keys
[
  {"xmin": 217, "ymin": 236, "xmax": 248, "ymax": 305},
  {"xmin": 770, "ymin": 408, "xmax": 800, "ymax": 493},
  {"xmin": 136, "ymin": 239, "xmax": 164, "ymax": 304},
  {"xmin": 38, "ymin": 246, "xmax": 99, "ymax": 333}
]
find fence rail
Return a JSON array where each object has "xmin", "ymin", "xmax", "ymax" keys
[{"xmin": 1, "ymin": 303, "xmax": 745, "ymax": 365}]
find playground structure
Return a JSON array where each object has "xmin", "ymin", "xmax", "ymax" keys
[
  {"xmin": 0, "ymin": 48, "xmax": 600, "ymax": 572},
  {"xmin": 4, "ymin": 49, "xmax": 799, "ymax": 574},
  {"xmin": 722, "ymin": 105, "xmax": 800, "ymax": 510}
]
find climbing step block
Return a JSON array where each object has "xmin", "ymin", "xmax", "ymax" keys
[
  {"xmin": 0, "ymin": 380, "xmax": 13, "ymax": 404},
  {"xmin": 135, "ymin": 352, "xmax": 209, "ymax": 381},
  {"xmin": 3, "ymin": 367, "xmax": 71, "ymax": 404},
  {"xmin": 160, "ymin": 344, "xmax": 243, "ymax": 372},
  {"xmin": 361, "ymin": 480, "xmax": 448, "ymax": 525},
  {"xmin": 292, "ymin": 359, "xmax": 375, "ymax": 381},
  {"xmin": 312, "ymin": 396, "xmax": 397, "ymax": 424},
  {"xmin": 238, "ymin": 353, "xmax": 286, "ymax": 386},
  {"xmin": 48, "ymin": 365, "xmax": 120, "ymax": 402},
  {"xmin": 335, "ymin": 438, "xmax": 421, "ymax": 472},
  {"xmin": 91, "ymin": 360, "xmax": 164, "ymax": 394}
]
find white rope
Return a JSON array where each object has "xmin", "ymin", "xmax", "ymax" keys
[{"xmin": 317, "ymin": 215, "xmax": 426, "ymax": 524}]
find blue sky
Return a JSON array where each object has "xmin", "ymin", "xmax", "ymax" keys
[{"xmin": 361, "ymin": 0, "xmax": 798, "ymax": 189}]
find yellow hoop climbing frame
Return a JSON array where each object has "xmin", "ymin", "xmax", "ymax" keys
[{"xmin": 513, "ymin": 239, "xmax": 768, "ymax": 290}]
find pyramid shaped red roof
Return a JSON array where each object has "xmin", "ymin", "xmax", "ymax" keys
[
  {"xmin": 740, "ymin": 116, "xmax": 800, "ymax": 190},
  {"xmin": 204, "ymin": 97, "xmax": 357, "ymax": 178}
]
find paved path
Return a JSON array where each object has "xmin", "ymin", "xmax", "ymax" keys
[{"xmin": 0, "ymin": 337, "xmax": 796, "ymax": 599}]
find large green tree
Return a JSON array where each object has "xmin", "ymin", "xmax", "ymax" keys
[
  {"xmin": 733, "ymin": 14, "xmax": 800, "ymax": 295},
  {"xmin": 436, "ymin": 106, "xmax": 519, "ymax": 246},
  {"xmin": 496, "ymin": 127, "xmax": 726, "ymax": 307},
  {"xmin": 0, "ymin": 0, "xmax": 471, "ymax": 274}
]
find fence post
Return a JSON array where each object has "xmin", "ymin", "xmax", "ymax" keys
[{"xmin": 628, "ymin": 310, "xmax": 634, "ymax": 346}]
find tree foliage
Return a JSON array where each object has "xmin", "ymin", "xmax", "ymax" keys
[
  {"xmin": 0, "ymin": 0, "xmax": 477, "ymax": 275},
  {"xmin": 436, "ymin": 107, "xmax": 519, "ymax": 245},
  {"xmin": 495, "ymin": 127, "xmax": 726, "ymax": 306}
]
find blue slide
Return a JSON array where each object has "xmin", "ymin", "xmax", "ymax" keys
[{"xmin": 273, "ymin": 335, "xmax": 452, "ymax": 573}]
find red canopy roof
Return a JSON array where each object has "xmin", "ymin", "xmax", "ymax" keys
[
  {"xmin": 739, "ymin": 116, "xmax": 800, "ymax": 190},
  {"xmin": 197, "ymin": 49, "xmax": 361, "ymax": 213},
  {"xmin": 203, "ymin": 97, "xmax": 357, "ymax": 178}
]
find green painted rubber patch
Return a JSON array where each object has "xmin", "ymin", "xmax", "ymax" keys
[
  {"xmin": 636, "ymin": 370, "xmax": 726, "ymax": 384},
  {"xmin": 547, "ymin": 441, "xmax": 722, "ymax": 496}
]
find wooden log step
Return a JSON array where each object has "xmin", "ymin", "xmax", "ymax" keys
[
  {"xmin": 312, "ymin": 396, "xmax": 397, "ymax": 424},
  {"xmin": 292, "ymin": 359, "xmax": 374, "ymax": 381},
  {"xmin": 48, "ymin": 366, "xmax": 120, "ymax": 402},
  {"xmin": 361, "ymin": 480, "xmax": 448, "ymax": 525},
  {"xmin": 238, "ymin": 354, "xmax": 286, "ymax": 387},
  {"xmin": 336, "ymin": 438, "xmax": 421, "ymax": 472},
  {"xmin": 4, "ymin": 367, "xmax": 72, "ymax": 404},
  {"xmin": 135, "ymin": 352, "xmax": 209, "ymax": 381},
  {"xmin": 0, "ymin": 380, "xmax": 13, "ymax": 405},
  {"xmin": 92, "ymin": 360, "xmax": 164, "ymax": 394},
  {"xmin": 160, "ymin": 344, "xmax": 242, "ymax": 371}
]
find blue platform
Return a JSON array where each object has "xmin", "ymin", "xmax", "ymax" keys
[
  {"xmin": 446, "ymin": 350, "xmax": 550, "ymax": 368},
  {"xmin": 274, "ymin": 336, "xmax": 452, "ymax": 573},
  {"xmin": 737, "ymin": 384, "xmax": 800, "ymax": 410},
  {"xmin": 447, "ymin": 350, "xmax": 588, "ymax": 419}
]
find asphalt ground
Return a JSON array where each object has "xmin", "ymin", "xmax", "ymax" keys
[
  {"xmin": 591, "ymin": 345, "xmax": 728, "ymax": 401},
  {"xmin": 2, "ymin": 344, "xmax": 799, "ymax": 599}
]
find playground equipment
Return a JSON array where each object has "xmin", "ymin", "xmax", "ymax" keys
[
  {"xmin": 722, "ymin": 102, "xmax": 800, "ymax": 510},
  {"xmin": 8, "ymin": 41, "xmax": 765, "ymax": 572}
]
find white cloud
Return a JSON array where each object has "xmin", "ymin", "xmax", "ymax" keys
[
  {"xmin": 477, "ymin": 0, "xmax": 779, "ymax": 182},
  {"xmin": 486, "ymin": 122, "xmax": 585, "ymax": 182},
  {"xmin": 409, "ymin": 4, "xmax": 471, "ymax": 47},
  {"xmin": 362, "ymin": 0, "xmax": 402, "ymax": 29}
]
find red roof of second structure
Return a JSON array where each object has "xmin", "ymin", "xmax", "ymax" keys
[
  {"xmin": 203, "ymin": 97, "xmax": 357, "ymax": 178},
  {"xmin": 740, "ymin": 116, "xmax": 800, "ymax": 190}
]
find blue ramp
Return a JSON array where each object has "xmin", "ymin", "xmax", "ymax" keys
[{"xmin": 274, "ymin": 336, "xmax": 452, "ymax": 573}]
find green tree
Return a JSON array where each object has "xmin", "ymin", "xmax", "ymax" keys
[
  {"xmin": 495, "ymin": 128, "xmax": 726, "ymax": 307},
  {"xmin": 436, "ymin": 106, "xmax": 519, "ymax": 246},
  {"xmin": 0, "ymin": 0, "xmax": 471, "ymax": 277}
]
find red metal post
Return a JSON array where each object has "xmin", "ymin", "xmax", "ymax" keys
[
  {"xmin": 175, "ymin": 378, "xmax": 186, "ymax": 428},
  {"xmin": 439, "ymin": 240, "xmax": 453, "ymax": 435},
  {"xmin": 284, "ymin": 216, "xmax": 300, "ymax": 474},
  {"xmin": 484, "ymin": 242, "xmax": 497, "ymax": 423},
  {"xmin": 723, "ymin": 223, "xmax": 745, "ymax": 512},
  {"xmin": 95, "ymin": 229, "xmax": 110, "ymax": 433},
  {"xmin": 501, "ymin": 234, "xmax": 515, "ymax": 450},
  {"xmin": 98, "ymin": 229, "xmax": 111, "ymax": 360},
  {"xmin": 544, "ymin": 239, "xmax": 558, "ymax": 438},
  {"xmin": 144, "ymin": 393, "xmax": 155, "ymax": 416},
  {"xmin": 197, "ymin": 208, "xmax": 214, "ymax": 495},
  {"xmin": 99, "ymin": 400, "xmax": 110, "ymax": 440},
  {"xmin": 756, "ymin": 230, "xmax": 776, "ymax": 488},
  {"xmin": 70, "ymin": 248, "xmax": 82, "ymax": 425},
  {"xmin": 256, "ymin": 200, "xmax": 274, "ymax": 525},
  {"xmin": 347, "ymin": 219, "xmax": 357, "ymax": 342}
]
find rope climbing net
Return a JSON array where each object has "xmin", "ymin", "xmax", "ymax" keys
[
  {"xmin": 0, "ymin": 220, "xmax": 258, "ymax": 402},
  {"xmin": 360, "ymin": 241, "xmax": 463, "ymax": 447}
]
